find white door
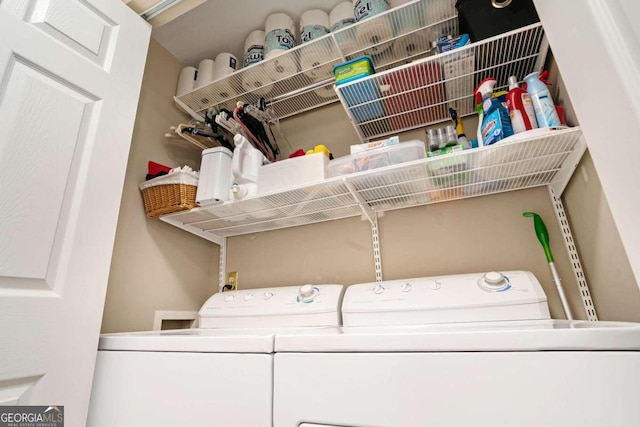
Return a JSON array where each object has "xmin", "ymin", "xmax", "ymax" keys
[
  {"xmin": 533, "ymin": 0, "xmax": 640, "ymax": 285},
  {"xmin": 0, "ymin": 0, "xmax": 150, "ymax": 424}
]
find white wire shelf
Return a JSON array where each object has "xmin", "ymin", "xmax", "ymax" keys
[
  {"xmin": 161, "ymin": 127, "xmax": 586, "ymax": 244},
  {"xmin": 336, "ymin": 23, "xmax": 549, "ymax": 141},
  {"xmin": 174, "ymin": 0, "xmax": 458, "ymax": 121}
]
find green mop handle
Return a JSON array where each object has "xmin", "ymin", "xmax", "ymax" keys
[
  {"xmin": 523, "ymin": 212, "xmax": 554, "ymax": 263},
  {"xmin": 523, "ymin": 212, "xmax": 574, "ymax": 320}
]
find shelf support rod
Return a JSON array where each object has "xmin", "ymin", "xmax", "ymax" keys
[
  {"xmin": 218, "ymin": 237, "xmax": 227, "ymax": 294},
  {"xmin": 330, "ymin": 32, "xmax": 349, "ymax": 62},
  {"xmin": 173, "ymin": 96, "xmax": 206, "ymax": 122},
  {"xmin": 547, "ymin": 186, "xmax": 598, "ymax": 321},
  {"xmin": 371, "ymin": 216, "xmax": 383, "ymax": 282},
  {"xmin": 343, "ymin": 178, "xmax": 384, "ymax": 282},
  {"xmin": 344, "ymin": 178, "xmax": 376, "ymax": 225},
  {"xmin": 534, "ymin": 33, "xmax": 550, "ymax": 72},
  {"xmin": 550, "ymin": 131, "xmax": 587, "ymax": 195}
]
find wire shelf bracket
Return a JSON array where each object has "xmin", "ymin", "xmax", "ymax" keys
[{"xmin": 548, "ymin": 186, "xmax": 598, "ymax": 321}]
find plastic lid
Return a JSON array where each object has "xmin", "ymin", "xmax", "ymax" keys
[
  {"xmin": 474, "ymin": 77, "xmax": 496, "ymax": 98},
  {"xmin": 524, "ymin": 72, "xmax": 547, "ymax": 95},
  {"xmin": 202, "ymin": 146, "xmax": 233, "ymax": 156},
  {"xmin": 508, "ymin": 76, "xmax": 519, "ymax": 90},
  {"xmin": 332, "ymin": 55, "xmax": 374, "ymax": 71}
]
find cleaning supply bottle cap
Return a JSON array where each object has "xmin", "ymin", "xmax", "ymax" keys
[
  {"xmin": 508, "ymin": 76, "xmax": 519, "ymax": 90},
  {"xmin": 473, "ymin": 77, "xmax": 497, "ymax": 98},
  {"xmin": 524, "ymin": 72, "xmax": 547, "ymax": 95}
]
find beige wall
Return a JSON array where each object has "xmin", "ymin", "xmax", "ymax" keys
[
  {"xmin": 228, "ymin": 103, "xmax": 586, "ymax": 320},
  {"xmin": 104, "ymin": 42, "xmax": 639, "ymax": 331},
  {"xmin": 102, "ymin": 39, "xmax": 219, "ymax": 333},
  {"xmin": 228, "ymin": 186, "xmax": 585, "ymax": 320},
  {"xmin": 563, "ymin": 152, "xmax": 640, "ymax": 321},
  {"xmin": 228, "ymin": 99, "xmax": 640, "ymax": 322}
]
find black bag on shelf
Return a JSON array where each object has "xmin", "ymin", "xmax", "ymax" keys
[{"xmin": 455, "ymin": 0, "xmax": 540, "ymax": 42}]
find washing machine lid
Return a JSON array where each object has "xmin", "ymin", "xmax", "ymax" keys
[
  {"xmin": 98, "ymin": 326, "xmax": 343, "ymax": 353},
  {"xmin": 274, "ymin": 320, "xmax": 640, "ymax": 352}
]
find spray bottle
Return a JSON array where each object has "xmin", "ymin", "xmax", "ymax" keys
[
  {"xmin": 449, "ymin": 107, "xmax": 470, "ymax": 149},
  {"xmin": 506, "ymin": 76, "xmax": 538, "ymax": 134},
  {"xmin": 474, "ymin": 77, "xmax": 514, "ymax": 146},
  {"xmin": 524, "ymin": 71, "xmax": 561, "ymax": 127}
]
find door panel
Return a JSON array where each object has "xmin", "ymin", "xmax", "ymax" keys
[
  {"xmin": 0, "ymin": 53, "xmax": 98, "ymax": 285},
  {"xmin": 0, "ymin": 376, "xmax": 42, "ymax": 405},
  {"xmin": 27, "ymin": 0, "xmax": 118, "ymax": 68}
]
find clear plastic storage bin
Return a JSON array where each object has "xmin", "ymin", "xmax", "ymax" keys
[{"xmin": 328, "ymin": 140, "xmax": 426, "ymax": 177}]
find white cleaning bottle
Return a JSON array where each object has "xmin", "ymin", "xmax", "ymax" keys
[
  {"xmin": 229, "ymin": 134, "xmax": 265, "ymax": 200},
  {"xmin": 524, "ymin": 71, "xmax": 561, "ymax": 127}
]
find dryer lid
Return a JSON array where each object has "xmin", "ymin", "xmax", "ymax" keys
[{"xmin": 274, "ymin": 320, "xmax": 640, "ymax": 352}]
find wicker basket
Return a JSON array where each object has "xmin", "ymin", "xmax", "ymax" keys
[{"xmin": 139, "ymin": 171, "xmax": 198, "ymax": 218}]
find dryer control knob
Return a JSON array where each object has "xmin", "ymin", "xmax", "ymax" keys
[
  {"xmin": 482, "ymin": 271, "xmax": 508, "ymax": 290},
  {"xmin": 224, "ymin": 294, "xmax": 235, "ymax": 302},
  {"xmin": 243, "ymin": 292, "xmax": 253, "ymax": 301},
  {"xmin": 298, "ymin": 284, "xmax": 317, "ymax": 302},
  {"xmin": 263, "ymin": 291, "xmax": 274, "ymax": 300},
  {"xmin": 400, "ymin": 282, "xmax": 412, "ymax": 292},
  {"xmin": 373, "ymin": 284, "xmax": 385, "ymax": 295}
]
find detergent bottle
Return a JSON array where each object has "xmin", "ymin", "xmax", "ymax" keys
[
  {"xmin": 524, "ymin": 71, "xmax": 561, "ymax": 127},
  {"xmin": 230, "ymin": 134, "xmax": 265, "ymax": 200},
  {"xmin": 506, "ymin": 75, "xmax": 538, "ymax": 134},
  {"xmin": 474, "ymin": 77, "xmax": 513, "ymax": 146}
]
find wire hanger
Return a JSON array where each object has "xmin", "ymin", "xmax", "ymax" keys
[
  {"xmin": 169, "ymin": 124, "xmax": 210, "ymax": 150},
  {"xmin": 233, "ymin": 104, "xmax": 278, "ymax": 162},
  {"xmin": 167, "ymin": 123, "xmax": 232, "ymax": 151}
]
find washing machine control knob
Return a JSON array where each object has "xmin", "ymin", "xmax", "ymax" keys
[
  {"xmin": 243, "ymin": 292, "xmax": 253, "ymax": 301},
  {"xmin": 400, "ymin": 282, "xmax": 412, "ymax": 292},
  {"xmin": 224, "ymin": 294, "xmax": 235, "ymax": 302},
  {"xmin": 263, "ymin": 291, "xmax": 274, "ymax": 300},
  {"xmin": 298, "ymin": 284, "xmax": 317, "ymax": 302},
  {"xmin": 482, "ymin": 271, "xmax": 509, "ymax": 290},
  {"xmin": 373, "ymin": 284, "xmax": 385, "ymax": 294}
]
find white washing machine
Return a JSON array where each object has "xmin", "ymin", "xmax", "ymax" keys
[
  {"xmin": 273, "ymin": 271, "xmax": 640, "ymax": 427},
  {"xmin": 87, "ymin": 284, "xmax": 343, "ymax": 427}
]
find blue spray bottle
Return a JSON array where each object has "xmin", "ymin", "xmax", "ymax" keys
[
  {"xmin": 524, "ymin": 71, "xmax": 561, "ymax": 127},
  {"xmin": 473, "ymin": 78, "xmax": 513, "ymax": 146}
]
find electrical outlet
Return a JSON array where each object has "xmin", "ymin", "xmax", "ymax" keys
[{"xmin": 226, "ymin": 271, "xmax": 238, "ymax": 291}]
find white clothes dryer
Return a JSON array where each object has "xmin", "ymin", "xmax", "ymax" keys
[
  {"xmin": 273, "ymin": 271, "xmax": 640, "ymax": 427},
  {"xmin": 87, "ymin": 284, "xmax": 343, "ymax": 427}
]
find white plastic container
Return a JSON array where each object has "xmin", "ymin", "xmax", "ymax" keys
[
  {"xmin": 257, "ymin": 153, "xmax": 329, "ymax": 194},
  {"xmin": 196, "ymin": 146, "xmax": 232, "ymax": 205},
  {"xmin": 329, "ymin": 139, "xmax": 426, "ymax": 177}
]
